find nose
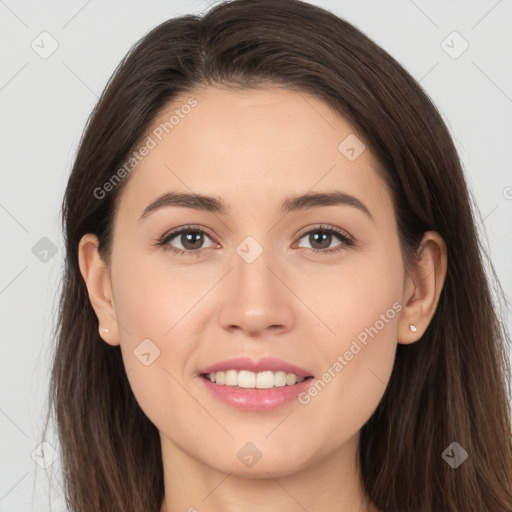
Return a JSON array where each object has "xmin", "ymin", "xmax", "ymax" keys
[{"xmin": 217, "ymin": 245, "xmax": 296, "ymax": 338}]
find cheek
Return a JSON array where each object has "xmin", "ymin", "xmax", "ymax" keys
[
  {"xmin": 304, "ymin": 240, "xmax": 403, "ymax": 350},
  {"xmin": 331, "ymin": 265, "xmax": 402, "ymax": 356},
  {"xmin": 294, "ymin": 300, "xmax": 399, "ymax": 461},
  {"xmin": 109, "ymin": 250, "xmax": 195, "ymax": 424},
  {"xmin": 111, "ymin": 243, "xmax": 213, "ymax": 340},
  {"xmin": 296, "ymin": 243, "xmax": 402, "ymax": 425}
]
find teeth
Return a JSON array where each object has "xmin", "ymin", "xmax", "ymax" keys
[
  {"xmin": 226, "ymin": 370, "xmax": 238, "ymax": 386},
  {"xmin": 204, "ymin": 370, "xmax": 307, "ymax": 388}
]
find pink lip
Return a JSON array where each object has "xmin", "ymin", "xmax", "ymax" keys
[
  {"xmin": 198, "ymin": 357, "xmax": 313, "ymax": 379},
  {"xmin": 197, "ymin": 357, "xmax": 315, "ymax": 411},
  {"xmin": 198, "ymin": 375, "xmax": 314, "ymax": 411}
]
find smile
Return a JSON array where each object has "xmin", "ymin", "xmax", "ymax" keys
[{"xmin": 202, "ymin": 370, "xmax": 310, "ymax": 388}]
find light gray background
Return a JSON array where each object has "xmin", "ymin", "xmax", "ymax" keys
[{"xmin": 1, "ymin": 1, "xmax": 511, "ymax": 510}]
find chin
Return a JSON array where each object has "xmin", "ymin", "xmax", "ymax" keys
[{"xmin": 205, "ymin": 450, "xmax": 312, "ymax": 479}]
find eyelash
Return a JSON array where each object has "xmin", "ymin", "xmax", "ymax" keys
[{"xmin": 155, "ymin": 224, "xmax": 354, "ymax": 257}]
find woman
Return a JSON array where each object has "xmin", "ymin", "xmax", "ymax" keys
[{"xmin": 44, "ymin": 0, "xmax": 512, "ymax": 510}]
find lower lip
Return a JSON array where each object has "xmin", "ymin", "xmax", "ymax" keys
[{"xmin": 198, "ymin": 375, "xmax": 314, "ymax": 411}]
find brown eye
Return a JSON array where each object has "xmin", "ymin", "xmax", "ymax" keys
[
  {"xmin": 306, "ymin": 231, "xmax": 334, "ymax": 250},
  {"xmin": 158, "ymin": 225, "xmax": 217, "ymax": 255},
  {"xmin": 177, "ymin": 231, "xmax": 206, "ymax": 250},
  {"xmin": 296, "ymin": 225, "xmax": 354, "ymax": 254}
]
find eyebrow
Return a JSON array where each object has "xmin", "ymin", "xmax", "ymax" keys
[{"xmin": 138, "ymin": 191, "xmax": 373, "ymax": 221}]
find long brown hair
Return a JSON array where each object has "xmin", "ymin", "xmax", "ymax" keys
[{"xmin": 43, "ymin": 1, "xmax": 512, "ymax": 510}]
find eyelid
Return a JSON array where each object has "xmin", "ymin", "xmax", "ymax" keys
[
  {"xmin": 159, "ymin": 224, "xmax": 352, "ymax": 241},
  {"xmin": 293, "ymin": 224, "xmax": 354, "ymax": 252},
  {"xmin": 156, "ymin": 224, "xmax": 219, "ymax": 253},
  {"xmin": 159, "ymin": 224, "xmax": 217, "ymax": 242},
  {"xmin": 156, "ymin": 223, "xmax": 354, "ymax": 255},
  {"xmin": 295, "ymin": 223, "xmax": 352, "ymax": 241}
]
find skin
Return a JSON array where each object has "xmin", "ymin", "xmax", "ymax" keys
[{"xmin": 78, "ymin": 86, "xmax": 447, "ymax": 512}]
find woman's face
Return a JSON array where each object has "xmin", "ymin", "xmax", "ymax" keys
[{"xmin": 94, "ymin": 86, "xmax": 411, "ymax": 477}]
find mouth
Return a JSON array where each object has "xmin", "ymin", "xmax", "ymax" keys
[
  {"xmin": 201, "ymin": 370, "xmax": 314, "ymax": 389},
  {"xmin": 197, "ymin": 357, "xmax": 315, "ymax": 410}
]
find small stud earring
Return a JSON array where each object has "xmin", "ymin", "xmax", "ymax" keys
[
  {"xmin": 409, "ymin": 324, "xmax": 417, "ymax": 332},
  {"xmin": 102, "ymin": 328, "xmax": 109, "ymax": 333}
]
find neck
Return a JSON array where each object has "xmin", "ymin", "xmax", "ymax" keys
[{"xmin": 159, "ymin": 431, "xmax": 380, "ymax": 512}]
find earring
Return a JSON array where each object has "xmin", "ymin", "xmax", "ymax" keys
[
  {"xmin": 101, "ymin": 328, "xmax": 109, "ymax": 333},
  {"xmin": 409, "ymin": 324, "xmax": 417, "ymax": 332}
]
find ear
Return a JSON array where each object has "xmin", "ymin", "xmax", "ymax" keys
[
  {"xmin": 78, "ymin": 233, "xmax": 120, "ymax": 346},
  {"xmin": 398, "ymin": 231, "xmax": 447, "ymax": 345}
]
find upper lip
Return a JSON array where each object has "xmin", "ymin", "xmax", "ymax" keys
[{"xmin": 199, "ymin": 357, "xmax": 314, "ymax": 378}]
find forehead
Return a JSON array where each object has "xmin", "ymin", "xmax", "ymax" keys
[{"xmin": 116, "ymin": 86, "xmax": 392, "ymax": 223}]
